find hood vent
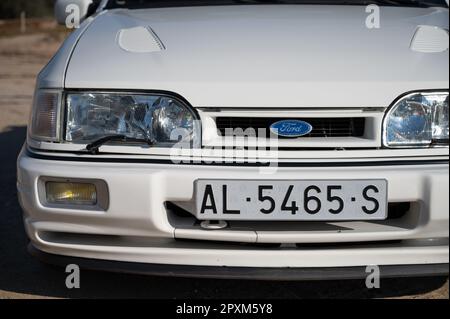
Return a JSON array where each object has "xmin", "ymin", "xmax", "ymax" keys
[
  {"xmin": 118, "ymin": 26, "xmax": 165, "ymax": 53},
  {"xmin": 410, "ymin": 25, "xmax": 449, "ymax": 53}
]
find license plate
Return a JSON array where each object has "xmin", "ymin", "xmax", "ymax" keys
[{"xmin": 195, "ymin": 180, "xmax": 388, "ymax": 221}]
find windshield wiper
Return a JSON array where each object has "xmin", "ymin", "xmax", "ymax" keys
[{"xmin": 85, "ymin": 135, "xmax": 154, "ymax": 154}]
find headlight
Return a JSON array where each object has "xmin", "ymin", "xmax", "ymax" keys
[
  {"xmin": 383, "ymin": 91, "xmax": 449, "ymax": 148},
  {"xmin": 29, "ymin": 90, "xmax": 62, "ymax": 142},
  {"xmin": 65, "ymin": 92, "xmax": 200, "ymax": 147}
]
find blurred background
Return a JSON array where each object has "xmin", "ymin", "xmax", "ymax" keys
[
  {"xmin": 0, "ymin": 0, "xmax": 65, "ymax": 36},
  {"xmin": 0, "ymin": 0, "xmax": 55, "ymax": 20},
  {"xmin": 0, "ymin": 0, "xmax": 67, "ymax": 133}
]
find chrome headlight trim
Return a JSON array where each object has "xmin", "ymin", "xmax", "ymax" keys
[{"xmin": 382, "ymin": 90, "xmax": 449, "ymax": 149}]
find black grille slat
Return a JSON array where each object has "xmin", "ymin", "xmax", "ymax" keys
[{"xmin": 215, "ymin": 117, "xmax": 365, "ymax": 138}]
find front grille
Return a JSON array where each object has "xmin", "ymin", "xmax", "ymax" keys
[{"xmin": 215, "ymin": 117, "xmax": 365, "ymax": 138}]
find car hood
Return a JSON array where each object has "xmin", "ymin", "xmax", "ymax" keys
[{"xmin": 65, "ymin": 5, "xmax": 449, "ymax": 108}]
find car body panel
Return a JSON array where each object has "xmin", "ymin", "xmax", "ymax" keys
[
  {"xmin": 18, "ymin": 148, "xmax": 449, "ymax": 270},
  {"xmin": 62, "ymin": 5, "xmax": 449, "ymax": 108},
  {"xmin": 19, "ymin": 3, "xmax": 450, "ymax": 278}
]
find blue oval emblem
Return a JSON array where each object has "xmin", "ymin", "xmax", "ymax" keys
[{"xmin": 270, "ymin": 120, "xmax": 313, "ymax": 137}]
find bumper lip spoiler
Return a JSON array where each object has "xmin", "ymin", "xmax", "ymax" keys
[{"xmin": 29, "ymin": 244, "xmax": 449, "ymax": 281}]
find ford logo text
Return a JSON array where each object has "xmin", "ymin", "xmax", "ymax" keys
[{"xmin": 269, "ymin": 120, "xmax": 313, "ymax": 137}]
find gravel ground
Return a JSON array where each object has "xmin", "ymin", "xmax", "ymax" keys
[{"xmin": 0, "ymin": 31, "xmax": 448, "ymax": 299}]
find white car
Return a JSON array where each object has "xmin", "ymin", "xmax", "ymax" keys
[{"xmin": 17, "ymin": 0, "xmax": 449, "ymax": 280}]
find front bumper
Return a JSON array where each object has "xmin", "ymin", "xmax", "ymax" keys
[
  {"xmin": 17, "ymin": 147, "xmax": 449, "ymax": 278},
  {"xmin": 28, "ymin": 244, "xmax": 448, "ymax": 280}
]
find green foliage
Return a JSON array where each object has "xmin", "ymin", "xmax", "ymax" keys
[{"xmin": 0, "ymin": 0, "xmax": 55, "ymax": 19}]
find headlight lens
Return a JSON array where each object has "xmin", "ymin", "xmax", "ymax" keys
[
  {"xmin": 65, "ymin": 93, "xmax": 200, "ymax": 147},
  {"xmin": 384, "ymin": 91, "xmax": 448, "ymax": 147}
]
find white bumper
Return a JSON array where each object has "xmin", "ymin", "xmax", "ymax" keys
[{"xmin": 17, "ymin": 148, "xmax": 449, "ymax": 272}]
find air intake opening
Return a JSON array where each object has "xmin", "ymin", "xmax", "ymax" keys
[{"xmin": 166, "ymin": 201, "xmax": 412, "ymax": 226}]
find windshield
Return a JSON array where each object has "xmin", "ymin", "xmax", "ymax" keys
[{"xmin": 105, "ymin": 0, "xmax": 449, "ymax": 9}]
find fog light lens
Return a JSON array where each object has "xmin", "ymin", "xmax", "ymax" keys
[{"xmin": 46, "ymin": 182, "xmax": 97, "ymax": 205}]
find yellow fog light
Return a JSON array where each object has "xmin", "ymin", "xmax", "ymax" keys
[{"xmin": 46, "ymin": 182, "xmax": 97, "ymax": 205}]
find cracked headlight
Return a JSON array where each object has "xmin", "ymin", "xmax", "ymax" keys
[
  {"xmin": 383, "ymin": 91, "xmax": 449, "ymax": 148},
  {"xmin": 65, "ymin": 92, "xmax": 200, "ymax": 147}
]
